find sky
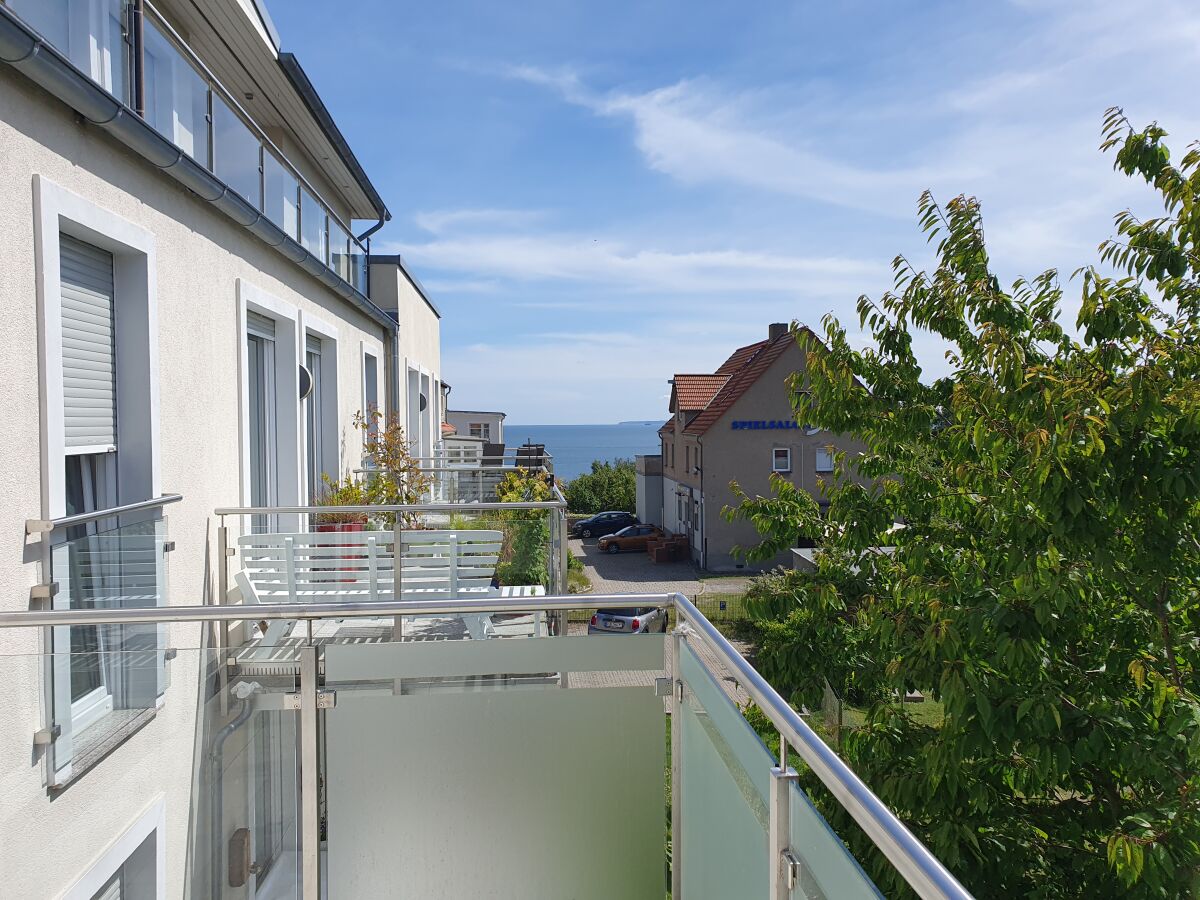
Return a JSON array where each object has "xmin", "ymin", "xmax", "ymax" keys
[{"xmin": 270, "ymin": 0, "xmax": 1200, "ymax": 424}]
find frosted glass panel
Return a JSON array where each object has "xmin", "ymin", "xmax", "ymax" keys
[
  {"xmin": 788, "ymin": 782, "xmax": 882, "ymax": 899},
  {"xmin": 324, "ymin": 678, "xmax": 664, "ymax": 899},
  {"xmin": 679, "ymin": 641, "xmax": 772, "ymax": 899}
]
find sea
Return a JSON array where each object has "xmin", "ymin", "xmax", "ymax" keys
[{"xmin": 505, "ymin": 422, "xmax": 663, "ymax": 483}]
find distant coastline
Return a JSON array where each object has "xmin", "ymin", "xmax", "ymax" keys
[{"xmin": 505, "ymin": 422, "xmax": 662, "ymax": 482}]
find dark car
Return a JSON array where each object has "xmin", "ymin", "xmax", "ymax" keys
[
  {"xmin": 572, "ymin": 511, "xmax": 637, "ymax": 539},
  {"xmin": 588, "ymin": 606, "xmax": 669, "ymax": 635}
]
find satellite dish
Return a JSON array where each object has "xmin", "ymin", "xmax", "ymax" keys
[
  {"xmin": 299, "ymin": 364, "xmax": 314, "ymax": 400},
  {"xmin": 419, "ymin": 392, "xmax": 428, "ymax": 412}
]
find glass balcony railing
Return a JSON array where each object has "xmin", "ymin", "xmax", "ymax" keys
[
  {"xmin": 5, "ymin": 0, "xmax": 372, "ymax": 297},
  {"xmin": 0, "ymin": 590, "xmax": 972, "ymax": 899}
]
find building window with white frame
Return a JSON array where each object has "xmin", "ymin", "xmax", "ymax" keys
[
  {"xmin": 40, "ymin": 211, "xmax": 164, "ymax": 787},
  {"xmin": 247, "ymin": 312, "xmax": 279, "ymax": 529},
  {"xmin": 304, "ymin": 334, "xmax": 325, "ymax": 502},
  {"xmin": 469, "ymin": 422, "xmax": 491, "ymax": 440},
  {"xmin": 815, "ymin": 446, "xmax": 834, "ymax": 473},
  {"xmin": 772, "ymin": 447, "xmax": 792, "ymax": 473}
]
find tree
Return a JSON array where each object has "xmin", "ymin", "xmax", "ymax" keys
[
  {"xmin": 354, "ymin": 407, "xmax": 431, "ymax": 529},
  {"xmin": 728, "ymin": 111, "xmax": 1200, "ymax": 897},
  {"xmin": 564, "ymin": 458, "xmax": 636, "ymax": 514}
]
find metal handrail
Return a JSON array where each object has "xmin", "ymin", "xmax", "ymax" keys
[
  {"xmin": 25, "ymin": 493, "xmax": 183, "ymax": 535},
  {"xmin": 0, "ymin": 590, "xmax": 971, "ymax": 899}
]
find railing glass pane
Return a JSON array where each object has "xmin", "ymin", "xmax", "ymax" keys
[
  {"xmin": 679, "ymin": 640, "xmax": 772, "ymax": 899},
  {"xmin": 187, "ymin": 645, "xmax": 302, "ymax": 898},
  {"xmin": 143, "ymin": 17, "xmax": 210, "ymax": 168},
  {"xmin": 10, "ymin": 0, "xmax": 126, "ymax": 100},
  {"xmin": 48, "ymin": 516, "xmax": 169, "ymax": 777},
  {"xmin": 212, "ymin": 95, "xmax": 262, "ymax": 207},
  {"xmin": 299, "ymin": 188, "xmax": 326, "ymax": 261},
  {"xmin": 788, "ymin": 781, "xmax": 883, "ymax": 899},
  {"xmin": 329, "ymin": 219, "xmax": 350, "ymax": 281},
  {"xmin": 350, "ymin": 238, "xmax": 368, "ymax": 294},
  {"xmin": 263, "ymin": 150, "xmax": 299, "ymax": 240},
  {"xmin": 322, "ymin": 635, "xmax": 666, "ymax": 897}
]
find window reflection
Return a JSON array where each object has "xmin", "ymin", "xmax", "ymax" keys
[
  {"xmin": 300, "ymin": 189, "xmax": 327, "ymax": 262},
  {"xmin": 264, "ymin": 152, "xmax": 299, "ymax": 240},
  {"xmin": 213, "ymin": 96, "xmax": 261, "ymax": 207},
  {"xmin": 143, "ymin": 19, "xmax": 210, "ymax": 168}
]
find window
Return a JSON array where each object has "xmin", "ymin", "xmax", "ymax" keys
[
  {"xmin": 304, "ymin": 335, "xmax": 325, "ymax": 502},
  {"xmin": 11, "ymin": 0, "xmax": 127, "ymax": 100},
  {"xmin": 65, "ymin": 797, "xmax": 164, "ymax": 899},
  {"xmin": 685, "ymin": 445, "xmax": 690, "ymax": 472},
  {"xmin": 469, "ymin": 422, "xmax": 491, "ymax": 440},
  {"xmin": 36, "ymin": 181, "xmax": 161, "ymax": 786},
  {"xmin": 815, "ymin": 447, "xmax": 834, "ymax": 473},
  {"xmin": 363, "ymin": 350, "xmax": 379, "ymax": 413},
  {"xmin": 143, "ymin": 17, "xmax": 210, "ymax": 167},
  {"xmin": 247, "ymin": 313, "xmax": 278, "ymax": 530},
  {"xmin": 772, "ymin": 448, "xmax": 792, "ymax": 472}
]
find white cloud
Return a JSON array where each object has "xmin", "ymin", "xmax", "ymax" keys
[
  {"xmin": 414, "ymin": 207, "xmax": 549, "ymax": 235},
  {"xmin": 377, "ymin": 230, "xmax": 886, "ymax": 298}
]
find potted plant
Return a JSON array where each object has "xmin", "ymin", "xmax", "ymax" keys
[{"xmin": 312, "ymin": 473, "xmax": 369, "ymax": 532}]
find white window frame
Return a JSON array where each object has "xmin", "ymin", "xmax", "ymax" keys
[
  {"xmin": 33, "ymin": 176, "xmax": 160, "ymax": 786},
  {"xmin": 63, "ymin": 796, "xmax": 166, "ymax": 899},
  {"xmin": 772, "ymin": 447, "xmax": 792, "ymax": 473},
  {"xmin": 237, "ymin": 280, "xmax": 302, "ymax": 532},
  {"xmin": 360, "ymin": 341, "xmax": 382, "ymax": 416},
  {"xmin": 300, "ymin": 312, "xmax": 339, "ymax": 503},
  {"xmin": 815, "ymin": 446, "xmax": 835, "ymax": 473}
]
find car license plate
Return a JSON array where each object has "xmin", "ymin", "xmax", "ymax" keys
[{"xmin": 604, "ymin": 619, "xmax": 622, "ymax": 630}]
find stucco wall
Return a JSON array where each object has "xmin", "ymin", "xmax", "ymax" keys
[
  {"xmin": 697, "ymin": 342, "xmax": 870, "ymax": 572},
  {"xmin": 0, "ymin": 67, "xmax": 389, "ymax": 897}
]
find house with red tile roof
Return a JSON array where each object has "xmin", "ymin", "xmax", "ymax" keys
[{"xmin": 646, "ymin": 323, "xmax": 869, "ymax": 571}]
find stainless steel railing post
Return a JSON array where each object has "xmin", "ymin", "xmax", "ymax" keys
[
  {"xmin": 671, "ymin": 626, "xmax": 685, "ymax": 899},
  {"xmin": 299, "ymin": 643, "xmax": 321, "ymax": 900}
]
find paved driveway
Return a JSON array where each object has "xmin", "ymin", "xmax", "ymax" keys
[{"xmin": 569, "ymin": 536, "xmax": 702, "ymax": 597}]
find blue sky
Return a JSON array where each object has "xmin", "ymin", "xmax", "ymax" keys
[{"xmin": 270, "ymin": 0, "xmax": 1200, "ymax": 424}]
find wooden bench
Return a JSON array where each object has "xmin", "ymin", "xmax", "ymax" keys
[{"xmin": 234, "ymin": 529, "xmax": 545, "ymax": 644}]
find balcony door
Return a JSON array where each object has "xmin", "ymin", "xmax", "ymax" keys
[
  {"xmin": 304, "ymin": 335, "xmax": 324, "ymax": 503},
  {"xmin": 247, "ymin": 313, "xmax": 279, "ymax": 532}
]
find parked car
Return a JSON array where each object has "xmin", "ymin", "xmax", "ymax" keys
[
  {"xmin": 588, "ymin": 606, "xmax": 669, "ymax": 635},
  {"xmin": 598, "ymin": 524, "xmax": 666, "ymax": 554},
  {"xmin": 572, "ymin": 511, "xmax": 637, "ymax": 539}
]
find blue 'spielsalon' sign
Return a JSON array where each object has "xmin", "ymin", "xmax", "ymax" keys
[{"xmin": 731, "ymin": 420, "xmax": 798, "ymax": 430}]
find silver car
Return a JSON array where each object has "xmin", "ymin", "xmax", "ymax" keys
[{"xmin": 588, "ymin": 606, "xmax": 669, "ymax": 635}]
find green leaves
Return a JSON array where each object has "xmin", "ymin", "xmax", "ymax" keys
[{"xmin": 730, "ymin": 111, "xmax": 1200, "ymax": 898}]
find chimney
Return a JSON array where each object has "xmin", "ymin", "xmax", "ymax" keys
[{"xmin": 769, "ymin": 322, "xmax": 788, "ymax": 341}]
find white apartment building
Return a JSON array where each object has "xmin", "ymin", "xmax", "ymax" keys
[
  {"xmin": 445, "ymin": 409, "xmax": 506, "ymax": 444},
  {"xmin": 0, "ymin": 1, "xmax": 441, "ymax": 895}
]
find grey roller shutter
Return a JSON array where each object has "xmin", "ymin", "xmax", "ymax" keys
[
  {"xmin": 60, "ymin": 235, "xmax": 117, "ymax": 450},
  {"xmin": 94, "ymin": 871, "xmax": 123, "ymax": 900},
  {"xmin": 247, "ymin": 310, "xmax": 276, "ymax": 339}
]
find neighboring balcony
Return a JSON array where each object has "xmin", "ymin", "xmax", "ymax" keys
[
  {"xmin": 4, "ymin": 492, "xmax": 972, "ymax": 899},
  {"xmin": 2, "ymin": 0, "xmax": 370, "ymax": 295}
]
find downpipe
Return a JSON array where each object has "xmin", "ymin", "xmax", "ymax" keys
[{"xmin": 208, "ymin": 681, "xmax": 259, "ymax": 898}]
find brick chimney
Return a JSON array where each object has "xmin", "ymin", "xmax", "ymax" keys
[{"xmin": 768, "ymin": 322, "xmax": 789, "ymax": 341}]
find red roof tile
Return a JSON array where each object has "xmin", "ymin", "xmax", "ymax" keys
[
  {"xmin": 716, "ymin": 340, "xmax": 767, "ymax": 375},
  {"xmin": 683, "ymin": 331, "xmax": 803, "ymax": 435},
  {"xmin": 658, "ymin": 419, "xmax": 675, "ymax": 435},
  {"xmin": 672, "ymin": 374, "xmax": 731, "ymax": 410}
]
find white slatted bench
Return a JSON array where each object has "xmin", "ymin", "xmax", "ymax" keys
[{"xmin": 234, "ymin": 529, "xmax": 545, "ymax": 644}]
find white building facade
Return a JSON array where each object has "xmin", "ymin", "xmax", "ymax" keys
[{"xmin": 0, "ymin": 1, "xmax": 439, "ymax": 896}]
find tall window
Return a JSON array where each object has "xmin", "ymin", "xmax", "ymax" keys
[
  {"xmin": 814, "ymin": 447, "xmax": 834, "ymax": 473},
  {"xmin": 247, "ymin": 313, "xmax": 278, "ymax": 531},
  {"xmin": 685, "ymin": 445, "xmax": 690, "ymax": 472},
  {"xmin": 772, "ymin": 448, "xmax": 792, "ymax": 472},
  {"xmin": 304, "ymin": 335, "xmax": 325, "ymax": 502}
]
